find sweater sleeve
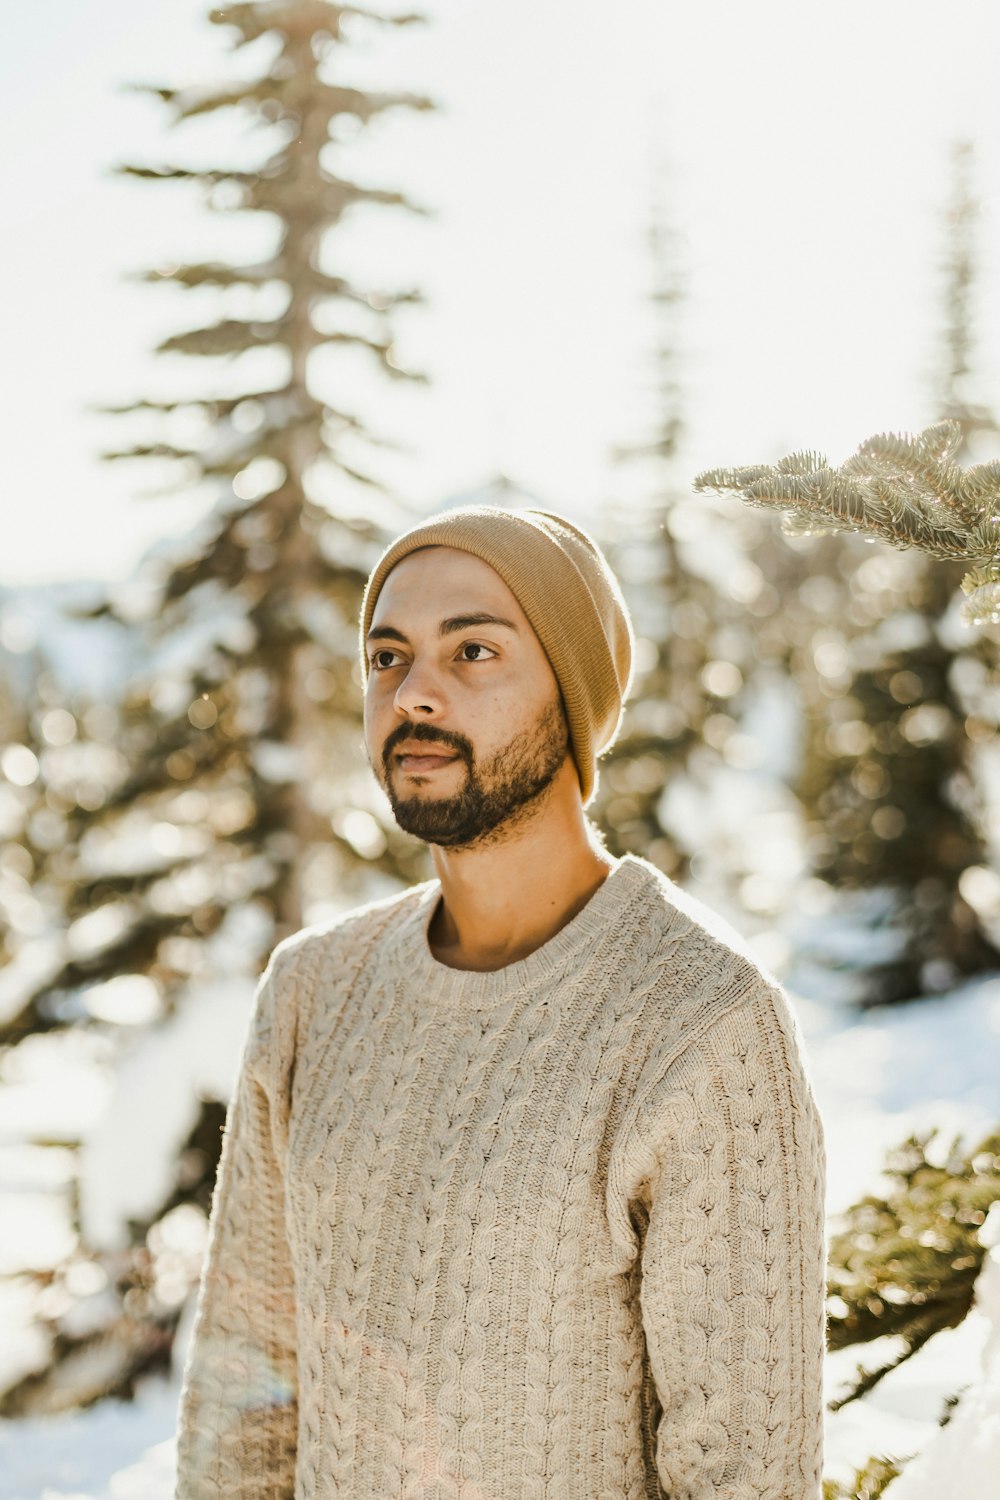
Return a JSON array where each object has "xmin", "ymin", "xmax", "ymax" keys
[
  {"xmin": 612, "ymin": 973, "xmax": 827, "ymax": 1500},
  {"xmin": 174, "ymin": 941, "xmax": 304, "ymax": 1500}
]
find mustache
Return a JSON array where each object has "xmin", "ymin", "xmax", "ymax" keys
[{"xmin": 382, "ymin": 721, "xmax": 473, "ymax": 767}]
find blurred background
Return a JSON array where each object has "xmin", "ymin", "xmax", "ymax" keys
[{"xmin": 2, "ymin": 2, "xmax": 1000, "ymax": 1496}]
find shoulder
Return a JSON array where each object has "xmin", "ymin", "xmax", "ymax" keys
[
  {"xmin": 249, "ymin": 879, "xmax": 435, "ymax": 1045},
  {"xmin": 621, "ymin": 853, "xmax": 780, "ymax": 992},
  {"xmin": 615, "ymin": 865, "xmax": 822, "ymax": 1151},
  {"xmin": 619, "ymin": 855, "xmax": 797, "ymax": 1072},
  {"xmin": 265, "ymin": 877, "xmax": 436, "ymax": 982}
]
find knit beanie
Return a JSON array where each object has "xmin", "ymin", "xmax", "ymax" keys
[{"xmin": 359, "ymin": 505, "xmax": 634, "ymax": 805}]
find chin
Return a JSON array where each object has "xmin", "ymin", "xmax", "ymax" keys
[{"xmin": 391, "ymin": 763, "xmax": 466, "ymax": 792}]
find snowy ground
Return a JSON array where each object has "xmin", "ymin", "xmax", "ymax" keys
[
  {"xmin": 809, "ymin": 967, "xmax": 999, "ymax": 1491},
  {"xmin": 0, "ymin": 966, "xmax": 998, "ymax": 1498}
]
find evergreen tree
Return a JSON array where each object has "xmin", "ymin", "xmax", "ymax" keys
[
  {"xmin": 0, "ymin": 641, "xmax": 48, "ymax": 999},
  {"xmin": 593, "ymin": 155, "xmax": 715, "ymax": 882},
  {"xmin": 0, "ymin": 0, "xmax": 435, "ymax": 1413},
  {"xmin": 696, "ymin": 139, "xmax": 1000, "ymax": 1004},
  {"xmin": 934, "ymin": 141, "xmax": 1000, "ymax": 458},
  {"xmin": 826, "ymin": 1125, "xmax": 999, "ymax": 1406},
  {"xmin": 822, "ymin": 1455, "xmax": 903, "ymax": 1500},
  {"xmin": 0, "ymin": 585, "xmax": 135, "ymax": 1034},
  {"xmin": 821, "ymin": 1119, "xmax": 999, "ymax": 1494},
  {"xmin": 596, "ymin": 153, "xmax": 824, "ymax": 932}
]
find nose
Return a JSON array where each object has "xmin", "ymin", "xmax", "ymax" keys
[{"xmin": 393, "ymin": 658, "xmax": 447, "ymax": 719}]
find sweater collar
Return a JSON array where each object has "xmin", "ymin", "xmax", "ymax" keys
[{"xmin": 395, "ymin": 853, "xmax": 660, "ymax": 1009}]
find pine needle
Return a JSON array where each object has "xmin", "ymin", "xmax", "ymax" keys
[{"xmin": 692, "ymin": 419, "xmax": 1000, "ymax": 625}]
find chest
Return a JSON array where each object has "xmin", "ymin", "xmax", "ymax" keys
[{"xmin": 283, "ymin": 979, "xmax": 639, "ymax": 1280}]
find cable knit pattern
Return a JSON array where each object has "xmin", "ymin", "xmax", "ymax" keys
[{"xmin": 174, "ymin": 854, "xmax": 826, "ymax": 1500}]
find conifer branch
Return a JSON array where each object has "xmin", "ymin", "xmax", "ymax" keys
[{"xmin": 693, "ymin": 419, "xmax": 1000, "ymax": 626}]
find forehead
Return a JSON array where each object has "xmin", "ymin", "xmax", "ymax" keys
[{"xmin": 371, "ymin": 545, "xmax": 529, "ymax": 628}]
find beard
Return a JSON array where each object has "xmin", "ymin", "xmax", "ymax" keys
[{"xmin": 377, "ymin": 695, "xmax": 570, "ymax": 849}]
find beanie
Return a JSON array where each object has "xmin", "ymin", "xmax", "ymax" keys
[{"xmin": 359, "ymin": 505, "xmax": 634, "ymax": 805}]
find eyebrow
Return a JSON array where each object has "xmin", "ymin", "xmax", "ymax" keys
[{"xmin": 366, "ymin": 612, "xmax": 521, "ymax": 645}]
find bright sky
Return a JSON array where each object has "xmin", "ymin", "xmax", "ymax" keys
[{"xmin": 4, "ymin": 0, "xmax": 1000, "ymax": 585}]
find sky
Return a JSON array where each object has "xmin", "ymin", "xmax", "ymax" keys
[{"xmin": 4, "ymin": 0, "xmax": 1000, "ymax": 584}]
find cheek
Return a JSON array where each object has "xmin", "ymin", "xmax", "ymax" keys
[
  {"xmin": 363, "ymin": 685, "xmax": 389, "ymax": 746},
  {"xmin": 462, "ymin": 683, "xmax": 507, "ymax": 728}
]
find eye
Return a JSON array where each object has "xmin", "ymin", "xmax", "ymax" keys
[
  {"xmin": 370, "ymin": 648, "xmax": 404, "ymax": 671},
  {"xmin": 457, "ymin": 641, "xmax": 498, "ymax": 662},
  {"xmin": 369, "ymin": 642, "xmax": 497, "ymax": 671}
]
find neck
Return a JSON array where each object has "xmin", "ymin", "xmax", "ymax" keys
[{"xmin": 426, "ymin": 759, "xmax": 615, "ymax": 971}]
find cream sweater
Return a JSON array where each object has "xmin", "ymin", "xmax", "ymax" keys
[{"xmin": 174, "ymin": 853, "xmax": 827, "ymax": 1499}]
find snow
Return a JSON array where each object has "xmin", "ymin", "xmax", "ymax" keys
[
  {"xmin": 806, "ymin": 970, "xmax": 1000, "ymax": 1213},
  {"xmin": 0, "ymin": 938, "xmax": 68, "ymax": 1029},
  {"xmin": 78, "ymin": 973, "xmax": 252, "ymax": 1250},
  {"xmin": 0, "ymin": 1035, "xmax": 109, "ymax": 1169},
  {"xmin": 798, "ymin": 970, "xmax": 1000, "ymax": 1491},
  {"xmin": 882, "ymin": 1203, "xmax": 1000, "ymax": 1497},
  {"xmin": 0, "ymin": 557, "xmax": 259, "ymax": 714},
  {"xmin": 0, "ymin": 1376, "xmax": 179, "ymax": 1500},
  {"xmin": 0, "ymin": 583, "xmax": 139, "ymax": 703},
  {"xmin": 80, "ymin": 901, "xmax": 274, "ymax": 1251},
  {"xmin": 140, "ymin": 579, "xmax": 258, "ymax": 686}
]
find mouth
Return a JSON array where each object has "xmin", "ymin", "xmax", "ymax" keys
[{"xmin": 394, "ymin": 747, "xmax": 462, "ymax": 775}]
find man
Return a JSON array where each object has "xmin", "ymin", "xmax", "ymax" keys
[{"xmin": 175, "ymin": 506, "xmax": 827, "ymax": 1499}]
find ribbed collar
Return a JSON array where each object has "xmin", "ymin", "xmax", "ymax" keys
[{"xmin": 392, "ymin": 853, "xmax": 660, "ymax": 1009}]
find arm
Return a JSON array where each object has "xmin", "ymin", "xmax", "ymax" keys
[
  {"xmin": 612, "ymin": 974, "xmax": 827, "ymax": 1499},
  {"xmin": 174, "ymin": 941, "xmax": 304, "ymax": 1500}
]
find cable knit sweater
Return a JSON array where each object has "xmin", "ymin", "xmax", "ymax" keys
[{"xmin": 174, "ymin": 853, "xmax": 827, "ymax": 1500}]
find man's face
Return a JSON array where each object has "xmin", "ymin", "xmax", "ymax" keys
[{"xmin": 363, "ymin": 546, "xmax": 571, "ymax": 848}]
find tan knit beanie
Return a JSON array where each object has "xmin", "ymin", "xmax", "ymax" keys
[{"xmin": 359, "ymin": 505, "xmax": 634, "ymax": 805}]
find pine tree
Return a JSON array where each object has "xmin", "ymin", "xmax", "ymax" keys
[
  {"xmin": 596, "ymin": 153, "xmax": 824, "ymax": 929},
  {"xmin": 593, "ymin": 154, "xmax": 714, "ymax": 882},
  {"xmin": 0, "ymin": 637, "xmax": 48, "ymax": 997},
  {"xmin": 822, "ymin": 1455, "xmax": 904, "ymax": 1500},
  {"xmin": 826, "ymin": 1125, "xmax": 999, "ymax": 1407},
  {"xmin": 0, "ymin": 584, "xmax": 135, "ymax": 1034},
  {"xmin": 934, "ymin": 141, "xmax": 1000, "ymax": 460},
  {"xmin": 696, "ymin": 139, "xmax": 1000, "ymax": 1004},
  {"xmin": 0, "ymin": 0, "xmax": 435, "ymax": 1413},
  {"xmin": 821, "ymin": 1118, "xmax": 999, "ymax": 1494}
]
